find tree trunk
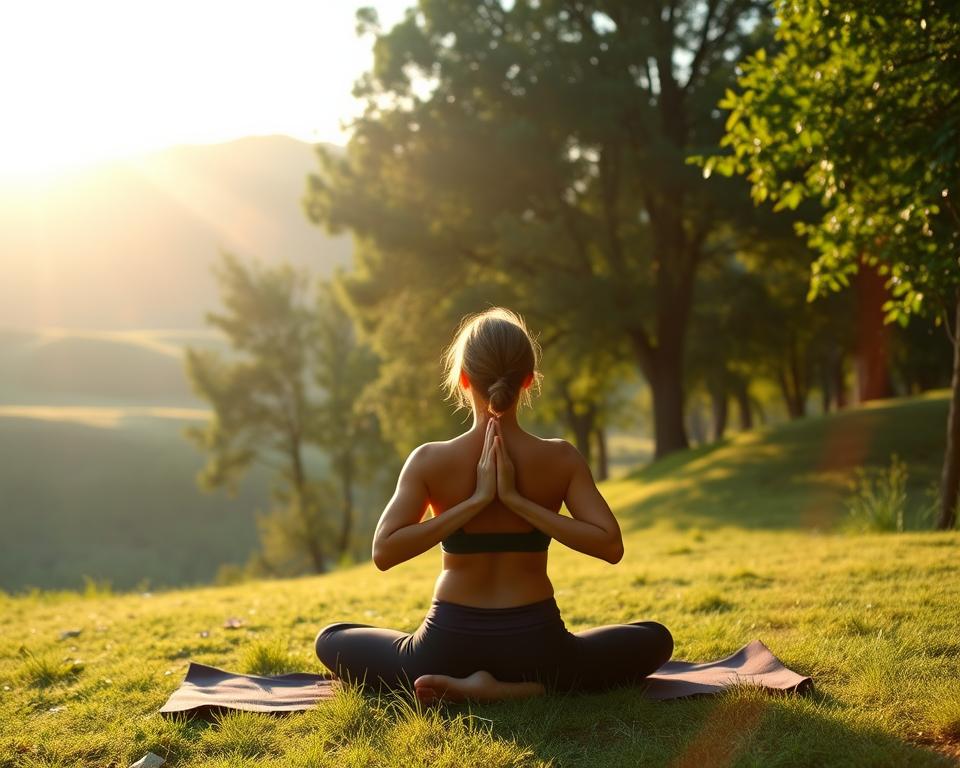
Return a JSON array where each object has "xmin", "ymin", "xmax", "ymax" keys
[
  {"xmin": 564, "ymin": 395, "xmax": 595, "ymax": 466},
  {"xmin": 820, "ymin": 366, "xmax": 832, "ymax": 414},
  {"xmin": 938, "ymin": 291, "xmax": 960, "ymax": 530},
  {"xmin": 337, "ymin": 450, "xmax": 354, "ymax": 559},
  {"xmin": 856, "ymin": 261, "xmax": 894, "ymax": 402},
  {"xmin": 687, "ymin": 399, "xmax": 707, "ymax": 446},
  {"xmin": 290, "ymin": 436, "xmax": 326, "ymax": 573},
  {"xmin": 594, "ymin": 426, "xmax": 609, "ymax": 481},
  {"xmin": 777, "ymin": 369, "xmax": 806, "ymax": 420},
  {"xmin": 833, "ymin": 353, "xmax": 847, "ymax": 409},
  {"xmin": 650, "ymin": 345, "xmax": 690, "ymax": 458},
  {"xmin": 709, "ymin": 383, "xmax": 728, "ymax": 441},
  {"xmin": 734, "ymin": 381, "xmax": 753, "ymax": 431}
]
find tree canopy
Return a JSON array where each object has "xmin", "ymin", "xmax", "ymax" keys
[
  {"xmin": 705, "ymin": 0, "xmax": 960, "ymax": 527},
  {"xmin": 306, "ymin": 0, "xmax": 775, "ymax": 459}
]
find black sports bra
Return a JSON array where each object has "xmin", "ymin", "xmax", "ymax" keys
[{"xmin": 441, "ymin": 526, "xmax": 551, "ymax": 554}]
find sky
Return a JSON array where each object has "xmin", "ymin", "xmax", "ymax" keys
[{"xmin": 0, "ymin": 0, "xmax": 410, "ymax": 182}]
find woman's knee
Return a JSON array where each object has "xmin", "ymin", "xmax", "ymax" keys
[
  {"xmin": 314, "ymin": 622, "xmax": 355, "ymax": 664},
  {"xmin": 648, "ymin": 621, "xmax": 674, "ymax": 665}
]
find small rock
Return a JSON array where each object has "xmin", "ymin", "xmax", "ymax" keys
[
  {"xmin": 129, "ymin": 753, "xmax": 165, "ymax": 768},
  {"xmin": 58, "ymin": 629, "xmax": 82, "ymax": 641},
  {"xmin": 223, "ymin": 617, "xmax": 245, "ymax": 630},
  {"xmin": 198, "ymin": 630, "xmax": 210, "ymax": 638},
  {"xmin": 48, "ymin": 705, "xmax": 65, "ymax": 713}
]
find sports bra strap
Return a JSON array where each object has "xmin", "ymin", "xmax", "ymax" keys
[{"xmin": 441, "ymin": 527, "xmax": 551, "ymax": 554}]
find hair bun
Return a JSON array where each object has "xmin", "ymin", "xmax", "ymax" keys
[
  {"xmin": 487, "ymin": 375, "xmax": 516, "ymax": 416},
  {"xmin": 441, "ymin": 307, "xmax": 541, "ymax": 417}
]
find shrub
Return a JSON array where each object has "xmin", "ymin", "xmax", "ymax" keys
[{"xmin": 845, "ymin": 454, "xmax": 908, "ymax": 533}]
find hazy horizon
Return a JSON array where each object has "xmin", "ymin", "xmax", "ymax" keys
[{"xmin": 0, "ymin": 1, "xmax": 411, "ymax": 183}]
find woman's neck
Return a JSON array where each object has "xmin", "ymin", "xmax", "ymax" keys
[{"xmin": 468, "ymin": 406, "xmax": 522, "ymax": 437}]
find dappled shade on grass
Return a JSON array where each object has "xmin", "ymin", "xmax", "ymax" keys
[{"xmin": 607, "ymin": 393, "xmax": 947, "ymax": 532}]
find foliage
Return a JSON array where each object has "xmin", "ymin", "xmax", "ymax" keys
[
  {"xmin": 184, "ymin": 252, "xmax": 390, "ymax": 573},
  {"xmin": 701, "ymin": 0, "xmax": 960, "ymax": 528},
  {"xmin": 306, "ymin": 0, "xmax": 778, "ymax": 459},
  {"xmin": 703, "ymin": 0, "xmax": 960, "ymax": 323},
  {"xmin": 845, "ymin": 454, "xmax": 908, "ymax": 533}
]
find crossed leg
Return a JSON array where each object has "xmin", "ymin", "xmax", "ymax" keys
[
  {"xmin": 316, "ymin": 619, "xmax": 673, "ymax": 705},
  {"xmin": 414, "ymin": 620, "xmax": 674, "ymax": 704}
]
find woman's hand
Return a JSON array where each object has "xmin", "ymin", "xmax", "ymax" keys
[
  {"xmin": 474, "ymin": 418, "xmax": 497, "ymax": 505},
  {"xmin": 492, "ymin": 419, "xmax": 518, "ymax": 505}
]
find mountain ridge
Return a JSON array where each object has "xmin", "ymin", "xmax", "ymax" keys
[{"xmin": 0, "ymin": 134, "xmax": 350, "ymax": 330}]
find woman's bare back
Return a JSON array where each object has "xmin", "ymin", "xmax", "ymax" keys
[{"xmin": 422, "ymin": 420, "xmax": 573, "ymax": 607}]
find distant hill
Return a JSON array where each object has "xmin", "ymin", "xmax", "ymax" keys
[
  {"xmin": 0, "ymin": 328, "xmax": 389, "ymax": 592},
  {"xmin": 0, "ymin": 134, "xmax": 350, "ymax": 330},
  {"xmin": 0, "ymin": 327, "xmax": 219, "ymax": 406},
  {"xmin": 0, "ymin": 412, "xmax": 269, "ymax": 591}
]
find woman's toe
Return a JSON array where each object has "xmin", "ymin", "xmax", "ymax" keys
[{"xmin": 415, "ymin": 674, "xmax": 440, "ymax": 688}]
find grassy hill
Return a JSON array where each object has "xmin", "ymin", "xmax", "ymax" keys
[
  {"xmin": 0, "ymin": 394, "xmax": 957, "ymax": 766},
  {"xmin": 0, "ymin": 411, "xmax": 271, "ymax": 592},
  {"xmin": 0, "ymin": 327, "xmax": 259, "ymax": 592},
  {"xmin": 0, "ymin": 327, "xmax": 390, "ymax": 592}
]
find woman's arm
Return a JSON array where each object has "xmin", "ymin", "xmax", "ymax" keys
[
  {"xmin": 494, "ymin": 428, "xmax": 623, "ymax": 564},
  {"xmin": 372, "ymin": 420, "xmax": 498, "ymax": 570}
]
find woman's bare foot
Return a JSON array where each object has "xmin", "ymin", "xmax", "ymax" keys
[{"xmin": 413, "ymin": 670, "xmax": 546, "ymax": 705}]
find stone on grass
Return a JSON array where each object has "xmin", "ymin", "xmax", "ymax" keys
[{"xmin": 129, "ymin": 752, "xmax": 165, "ymax": 768}]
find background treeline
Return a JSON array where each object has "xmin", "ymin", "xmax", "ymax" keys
[
  {"xmin": 182, "ymin": 0, "xmax": 956, "ymax": 579},
  {"xmin": 4, "ymin": 2, "xmax": 953, "ymax": 592}
]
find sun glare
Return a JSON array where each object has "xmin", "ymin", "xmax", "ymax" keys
[{"xmin": 0, "ymin": 0, "xmax": 407, "ymax": 184}]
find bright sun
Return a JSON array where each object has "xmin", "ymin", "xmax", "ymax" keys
[{"xmin": 0, "ymin": 0, "xmax": 406, "ymax": 183}]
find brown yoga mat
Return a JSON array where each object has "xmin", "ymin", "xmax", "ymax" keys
[
  {"xmin": 642, "ymin": 640, "xmax": 812, "ymax": 700},
  {"xmin": 160, "ymin": 640, "xmax": 810, "ymax": 718}
]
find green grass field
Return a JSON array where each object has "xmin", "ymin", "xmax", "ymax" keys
[{"xmin": 1, "ymin": 393, "xmax": 958, "ymax": 766}]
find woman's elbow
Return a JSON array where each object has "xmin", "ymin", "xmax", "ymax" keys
[
  {"xmin": 604, "ymin": 537, "xmax": 624, "ymax": 564},
  {"xmin": 372, "ymin": 541, "xmax": 394, "ymax": 571}
]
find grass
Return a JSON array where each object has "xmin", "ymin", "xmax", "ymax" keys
[{"xmin": 0, "ymin": 393, "xmax": 958, "ymax": 766}]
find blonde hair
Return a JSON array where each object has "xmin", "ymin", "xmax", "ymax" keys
[{"xmin": 442, "ymin": 307, "xmax": 542, "ymax": 416}]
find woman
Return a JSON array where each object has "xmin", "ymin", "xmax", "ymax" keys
[{"xmin": 315, "ymin": 308, "xmax": 673, "ymax": 703}]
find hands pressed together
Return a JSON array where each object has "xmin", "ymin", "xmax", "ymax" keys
[{"xmin": 474, "ymin": 417, "xmax": 518, "ymax": 507}]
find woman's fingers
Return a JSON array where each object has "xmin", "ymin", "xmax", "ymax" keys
[{"xmin": 481, "ymin": 418, "xmax": 495, "ymax": 463}]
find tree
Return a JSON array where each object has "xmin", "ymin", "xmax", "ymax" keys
[
  {"xmin": 311, "ymin": 281, "xmax": 396, "ymax": 559},
  {"xmin": 305, "ymin": 0, "xmax": 774, "ymax": 460},
  {"xmin": 707, "ymin": 0, "xmax": 960, "ymax": 527},
  {"xmin": 184, "ymin": 252, "xmax": 387, "ymax": 572},
  {"xmin": 533, "ymin": 328, "xmax": 639, "ymax": 478}
]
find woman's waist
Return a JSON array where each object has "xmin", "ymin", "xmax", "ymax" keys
[
  {"xmin": 422, "ymin": 593, "xmax": 566, "ymax": 635},
  {"xmin": 434, "ymin": 564, "xmax": 553, "ymax": 606}
]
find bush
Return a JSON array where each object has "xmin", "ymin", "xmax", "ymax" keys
[{"xmin": 845, "ymin": 454, "xmax": 908, "ymax": 533}]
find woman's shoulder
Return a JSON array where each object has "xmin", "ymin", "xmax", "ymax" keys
[
  {"xmin": 407, "ymin": 432, "xmax": 580, "ymax": 466},
  {"xmin": 403, "ymin": 437, "xmax": 462, "ymax": 472},
  {"xmin": 538, "ymin": 436, "xmax": 584, "ymax": 468}
]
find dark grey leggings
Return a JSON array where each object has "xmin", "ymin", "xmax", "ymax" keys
[{"xmin": 315, "ymin": 597, "xmax": 673, "ymax": 694}]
